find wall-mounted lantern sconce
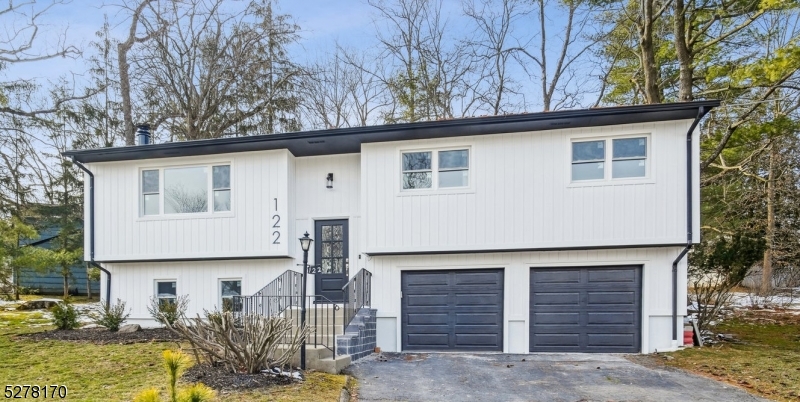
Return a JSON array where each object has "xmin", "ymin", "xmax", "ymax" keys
[{"xmin": 326, "ymin": 173, "xmax": 334, "ymax": 189}]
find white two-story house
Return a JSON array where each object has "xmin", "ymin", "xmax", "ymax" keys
[{"xmin": 63, "ymin": 100, "xmax": 718, "ymax": 357}]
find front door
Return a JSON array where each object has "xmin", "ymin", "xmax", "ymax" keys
[{"xmin": 314, "ymin": 219, "xmax": 348, "ymax": 303}]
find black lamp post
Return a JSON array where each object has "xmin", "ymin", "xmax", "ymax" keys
[{"xmin": 298, "ymin": 231, "xmax": 313, "ymax": 370}]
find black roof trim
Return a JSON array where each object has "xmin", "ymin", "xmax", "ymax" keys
[{"xmin": 63, "ymin": 100, "xmax": 720, "ymax": 163}]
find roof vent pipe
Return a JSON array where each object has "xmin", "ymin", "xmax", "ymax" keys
[{"xmin": 137, "ymin": 123, "xmax": 151, "ymax": 145}]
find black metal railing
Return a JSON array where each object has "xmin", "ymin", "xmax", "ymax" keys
[
  {"xmin": 342, "ymin": 268, "xmax": 372, "ymax": 329},
  {"xmin": 255, "ymin": 270, "xmax": 302, "ymax": 297},
  {"xmin": 233, "ymin": 294, "xmax": 340, "ymax": 356}
]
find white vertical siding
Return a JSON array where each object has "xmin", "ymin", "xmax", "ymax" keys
[
  {"xmin": 362, "ymin": 120, "xmax": 696, "ymax": 253},
  {"xmin": 106, "ymin": 259, "xmax": 292, "ymax": 326},
  {"xmin": 366, "ymin": 247, "xmax": 686, "ymax": 354},
  {"xmin": 90, "ymin": 149, "xmax": 293, "ymax": 260},
  {"xmin": 293, "ymin": 154, "xmax": 362, "ymax": 284}
]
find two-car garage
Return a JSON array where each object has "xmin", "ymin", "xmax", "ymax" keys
[{"xmin": 401, "ymin": 266, "xmax": 642, "ymax": 353}]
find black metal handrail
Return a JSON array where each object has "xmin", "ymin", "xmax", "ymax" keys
[
  {"xmin": 232, "ymin": 294, "xmax": 340, "ymax": 356},
  {"xmin": 254, "ymin": 270, "xmax": 302, "ymax": 298},
  {"xmin": 342, "ymin": 268, "xmax": 372, "ymax": 328}
]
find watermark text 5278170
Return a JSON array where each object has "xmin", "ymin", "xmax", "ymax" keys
[{"xmin": 4, "ymin": 385, "xmax": 67, "ymax": 399}]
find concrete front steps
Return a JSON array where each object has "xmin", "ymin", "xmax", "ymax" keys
[{"xmin": 277, "ymin": 344, "xmax": 352, "ymax": 374}]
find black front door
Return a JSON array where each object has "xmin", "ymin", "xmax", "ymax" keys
[{"xmin": 314, "ymin": 219, "xmax": 348, "ymax": 303}]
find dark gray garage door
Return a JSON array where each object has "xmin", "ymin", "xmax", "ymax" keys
[
  {"xmin": 530, "ymin": 266, "xmax": 641, "ymax": 353},
  {"xmin": 402, "ymin": 269, "xmax": 504, "ymax": 351}
]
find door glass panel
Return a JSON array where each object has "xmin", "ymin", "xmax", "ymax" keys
[
  {"xmin": 322, "ymin": 242, "xmax": 332, "ymax": 257},
  {"xmin": 332, "ymin": 258, "xmax": 343, "ymax": 273},
  {"xmin": 332, "ymin": 242, "xmax": 343, "ymax": 257},
  {"xmin": 322, "ymin": 225, "xmax": 332, "ymax": 241},
  {"xmin": 321, "ymin": 259, "xmax": 332, "ymax": 273},
  {"xmin": 333, "ymin": 225, "xmax": 343, "ymax": 240}
]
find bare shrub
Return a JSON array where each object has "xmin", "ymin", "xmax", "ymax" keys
[
  {"xmin": 147, "ymin": 295, "xmax": 189, "ymax": 326},
  {"xmin": 166, "ymin": 311, "xmax": 311, "ymax": 374}
]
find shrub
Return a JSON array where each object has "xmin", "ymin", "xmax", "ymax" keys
[
  {"xmin": 51, "ymin": 302, "xmax": 80, "ymax": 330},
  {"xmin": 92, "ymin": 299, "xmax": 131, "ymax": 331},
  {"xmin": 147, "ymin": 295, "xmax": 189, "ymax": 326},
  {"xmin": 166, "ymin": 311, "xmax": 311, "ymax": 374},
  {"xmin": 133, "ymin": 350, "xmax": 215, "ymax": 402}
]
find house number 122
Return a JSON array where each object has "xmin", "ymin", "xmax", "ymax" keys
[{"xmin": 272, "ymin": 198, "xmax": 280, "ymax": 244}]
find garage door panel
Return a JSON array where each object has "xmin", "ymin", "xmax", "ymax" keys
[
  {"xmin": 587, "ymin": 333, "xmax": 637, "ymax": 347},
  {"xmin": 532, "ymin": 333, "xmax": 580, "ymax": 347},
  {"xmin": 455, "ymin": 333, "xmax": 501, "ymax": 347},
  {"xmin": 530, "ymin": 266, "xmax": 641, "ymax": 353},
  {"xmin": 406, "ymin": 313, "xmax": 449, "ymax": 325},
  {"xmin": 587, "ymin": 312, "xmax": 635, "ymax": 325},
  {"xmin": 406, "ymin": 294, "xmax": 449, "ymax": 307},
  {"xmin": 532, "ymin": 270, "xmax": 581, "ymax": 284},
  {"xmin": 531, "ymin": 292, "xmax": 581, "ymax": 306},
  {"xmin": 407, "ymin": 333, "xmax": 449, "ymax": 347},
  {"xmin": 587, "ymin": 291, "xmax": 637, "ymax": 305},
  {"xmin": 455, "ymin": 293, "xmax": 502, "ymax": 306},
  {"xmin": 454, "ymin": 271, "xmax": 503, "ymax": 286},
  {"xmin": 405, "ymin": 273, "xmax": 449, "ymax": 286},
  {"xmin": 588, "ymin": 269, "xmax": 637, "ymax": 283},
  {"xmin": 403, "ymin": 269, "xmax": 503, "ymax": 351},
  {"xmin": 533, "ymin": 312, "xmax": 580, "ymax": 325},
  {"xmin": 455, "ymin": 312, "xmax": 501, "ymax": 325}
]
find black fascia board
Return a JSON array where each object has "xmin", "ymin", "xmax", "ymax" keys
[{"xmin": 62, "ymin": 100, "xmax": 720, "ymax": 163}]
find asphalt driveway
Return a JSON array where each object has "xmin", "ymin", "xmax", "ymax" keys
[{"xmin": 345, "ymin": 353, "xmax": 768, "ymax": 402}]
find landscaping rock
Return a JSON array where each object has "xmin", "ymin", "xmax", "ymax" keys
[
  {"xmin": 16, "ymin": 299, "xmax": 60, "ymax": 310},
  {"xmin": 80, "ymin": 324, "xmax": 104, "ymax": 330},
  {"xmin": 117, "ymin": 324, "xmax": 141, "ymax": 333}
]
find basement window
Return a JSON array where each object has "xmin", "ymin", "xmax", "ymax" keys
[
  {"xmin": 220, "ymin": 279, "xmax": 242, "ymax": 313},
  {"xmin": 156, "ymin": 280, "xmax": 177, "ymax": 307}
]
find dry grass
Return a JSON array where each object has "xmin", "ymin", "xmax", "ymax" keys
[
  {"xmin": 664, "ymin": 310, "xmax": 800, "ymax": 402},
  {"xmin": 0, "ymin": 309, "xmax": 347, "ymax": 401}
]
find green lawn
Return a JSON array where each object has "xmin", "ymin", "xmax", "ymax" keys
[
  {"xmin": 664, "ymin": 311, "xmax": 800, "ymax": 402},
  {"xmin": 0, "ymin": 308, "xmax": 346, "ymax": 401}
]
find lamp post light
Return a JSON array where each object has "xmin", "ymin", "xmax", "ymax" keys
[{"xmin": 298, "ymin": 231, "xmax": 313, "ymax": 370}]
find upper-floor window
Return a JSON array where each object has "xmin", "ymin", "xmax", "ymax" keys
[
  {"xmin": 402, "ymin": 148, "xmax": 469, "ymax": 190},
  {"xmin": 571, "ymin": 137, "xmax": 647, "ymax": 182},
  {"xmin": 141, "ymin": 164, "xmax": 231, "ymax": 216}
]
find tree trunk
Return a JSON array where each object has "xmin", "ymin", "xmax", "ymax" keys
[
  {"xmin": 761, "ymin": 142, "xmax": 776, "ymax": 295},
  {"xmin": 673, "ymin": 0, "xmax": 693, "ymax": 101},
  {"xmin": 639, "ymin": 0, "xmax": 662, "ymax": 104},
  {"xmin": 63, "ymin": 269, "xmax": 69, "ymax": 299},
  {"xmin": 118, "ymin": 45, "xmax": 136, "ymax": 145},
  {"xmin": 13, "ymin": 267, "xmax": 19, "ymax": 301}
]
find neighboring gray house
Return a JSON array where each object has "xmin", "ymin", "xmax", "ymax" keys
[{"xmin": 18, "ymin": 225, "xmax": 99, "ymax": 296}]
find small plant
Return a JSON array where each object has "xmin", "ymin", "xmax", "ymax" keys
[
  {"xmin": 92, "ymin": 299, "xmax": 131, "ymax": 331},
  {"xmin": 133, "ymin": 350, "xmax": 215, "ymax": 402},
  {"xmin": 51, "ymin": 302, "xmax": 80, "ymax": 330},
  {"xmin": 147, "ymin": 295, "xmax": 189, "ymax": 326}
]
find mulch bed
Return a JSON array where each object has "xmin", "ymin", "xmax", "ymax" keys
[
  {"xmin": 182, "ymin": 363, "xmax": 295, "ymax": 391},
  {"xmin": 17, "ymin": 328, "xmax": 182, "ymax": 345}
]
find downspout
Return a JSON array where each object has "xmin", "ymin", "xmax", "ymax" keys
[
  {"xmin": 671, "ymin": 105, "xmax": 709, "ymax": 344},
  {"xmin": 71, "ymin": 157, "xmax": 111, "ymax": 309}
]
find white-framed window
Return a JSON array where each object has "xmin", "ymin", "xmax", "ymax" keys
[
  {"xmin": 140, "ymin": 163, "xmax": 231, "ymax": 216},
  {"xmin": 219, "ymin": 279, "xmax": 242, "ymax": 312},
  {"xmin": 571, "ymin": 136, "xmax": 648, "ymax": 181},
  {"xmin": 401, "ymin": 148, "xmax": 470, "ymax": 190},
  {"xmin": 155, "ymin": 280, "xmax": 177, "ymax": 307}
]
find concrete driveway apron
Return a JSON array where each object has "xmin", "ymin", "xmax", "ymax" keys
[{"xmin": 345, "ymin": 353, "xmax": 769, "ymax": 402}]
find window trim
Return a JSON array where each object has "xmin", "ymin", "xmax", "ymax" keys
[
  {"xmin": 155, "ymin": 279, "xmax": 177, "ymax": 306},
  {"xmin": 138, "ymin": 161, "xmax": 233, "ymax": 218},
  {"xmin": 568, "ymin": 133, "xmax": 652, "ymax": 185},
  {"xmin": 219, "ymin": 278, "xmax": 242, "ymax": 313},
  {"xmin": 399, "ymin": 146, "xmax": 472, "ymax": 193}
]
